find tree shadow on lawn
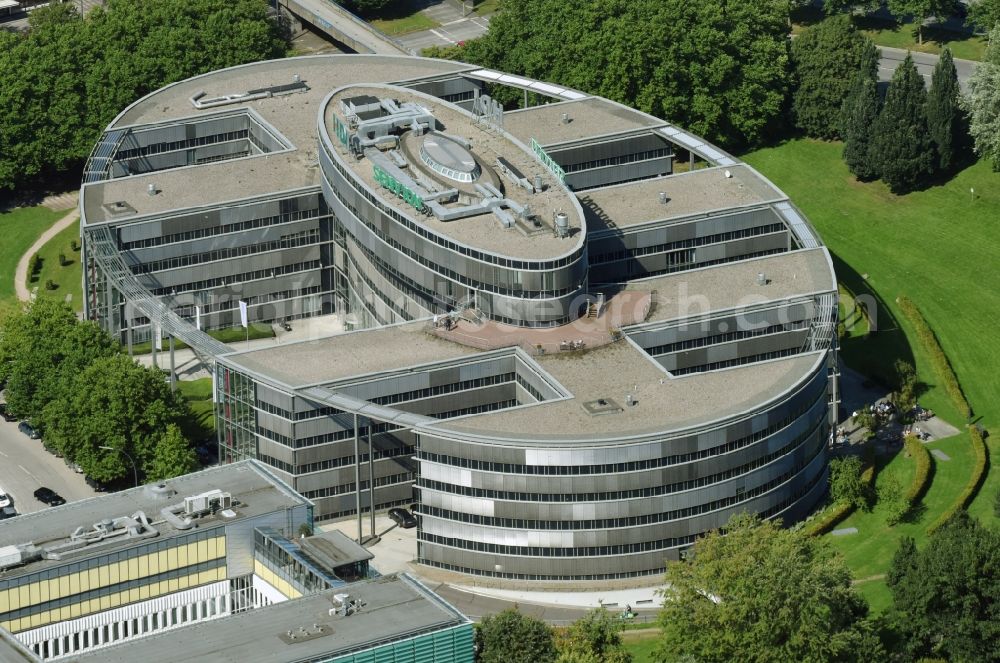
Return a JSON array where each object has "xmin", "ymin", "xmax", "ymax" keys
[{"xmin": 833, "ymin": 253, "xmax": 917, "ymax": 393}]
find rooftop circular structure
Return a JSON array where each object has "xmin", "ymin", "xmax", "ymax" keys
[
  {"xmin": 79, "ymin": 54, "xmax": 838, "ymax": 584},
  {"xmin": 419, "ymin": 134, "xmax": 481, "ymax": 182}
]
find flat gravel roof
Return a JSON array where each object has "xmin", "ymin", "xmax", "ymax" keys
[
  {"xmin": 503, "ymin": 97, "xmax": 665, "ymax": 147},
  {"xmin": 578, "ymin": 164, "xmax": 786, "ymax": 232},
  {"xmin": 70, "ymin": 573, "xmax": 468, "ymax": 663}
]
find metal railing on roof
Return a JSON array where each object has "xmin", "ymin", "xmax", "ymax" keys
[
  {"xmin": 87, "ymin": 225, "xmax": 233, "ymax": 363},
  {"xmin": 82, "ymin": 129, "xmax": 127, "ymax": 184}
]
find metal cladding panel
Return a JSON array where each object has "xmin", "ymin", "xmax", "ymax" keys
[
  {"xmin": 565, "ymin": 159, "xmax": 671, "ymax": 191},
  {"xmin": 256, "ymin": 383, "xmax": 295, "ymax": 412},
  {"xmin": 115, "ymin": 220, "xmax": 166, "ymax": 244}
]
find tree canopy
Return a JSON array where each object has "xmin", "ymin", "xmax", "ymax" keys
[
  {"xmin": 886, "ymin": 0, "xmax": 958, "ymax": 44},
  {"xmin": 968, "ymin": 0, "xmax": 1000, "ymax": 33},
  {"xmin": 555, "ymin": 608, "xmax": 631, "ymax": 663},
  {"xmin": 475, "ymin": 608, "xmax": 556, "ymax": 663},
  {"xmin": 792, "ymin": 15, "xmax": 876, "ymax": 139},
  {"xmin": 0, "ymin": 0, "xmax": 286, "ymax": 191},
  {"xmin": 870, "ymin": 54, "xmax": 936, "ymax": 193},
  {"xmin": 455, "ymin": 0, "xmax": 792, "ymax": 150},
  {"xmin": 655, "ymin": 513, "xmax": 882, "ymax": 663},
  {"xmin": 841, "ymin": 43, "xmax": 882, "ymax": 180},
  {"xmin": 829, "ymin": 456, "xmax": 872, "ymax": 511},
  {"xmin": 887, "ymin": 513, "xmax": 1000, "ymax": 662},
  {"xmin": 961, "ymin": 25, "xmax": 1000, "ymax": 170},
  {"xmin": 926, "ymin": 48, "xmax": 965, "ymax": 172}
]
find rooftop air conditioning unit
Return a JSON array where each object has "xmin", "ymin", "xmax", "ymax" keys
[{"xmin": 184, "ymin": 489, "xmax": 233, "ymax": 515}]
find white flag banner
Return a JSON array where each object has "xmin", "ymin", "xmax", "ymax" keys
[
  {"xmin": 239, "ymin": 300, "xmax": 248, "ymax": 329},
  {"xmin": 211, "ymin": 366, "xmax": 218, "ymax": 404},
  {"xmin": 195, "ymin": 305, "xmax": 201, "ymax": 331},
  {"xmin": 154, "ymin": 324, "xmax": 162, "ymax": 351}
]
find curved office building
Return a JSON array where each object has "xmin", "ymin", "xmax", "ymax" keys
[{"xmin": 80, "ymin": 55, "xmax": 838, "ymax": 582}]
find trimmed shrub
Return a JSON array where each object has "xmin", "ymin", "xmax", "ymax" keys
[
  {"xmin": 58, "ymin": 253, "xmax": 68, "ymax": 267},
  {"xmin": 926, "ymin": 426, "xmax": 989, "ymax": 534},
  {"xmin": 904, "ymin": 434, "xmax": 933, "ymax": 506},
  {"xmin": 70, "ymin": 239, "xmax": 79, "ymax": 251},
  {"xmin": 44, "ymin": 279, "xmax": 56, "ymax": 291},
  {"xmin": 897, "ymin": 295, "xmax": 971, "ymax": 420},
  {"xmin": 806, "ymin": 454, "xmax": 877, "ymax": 536},
  {"xmin": 28, "ymin": 253, "xmax": 41, "ymax": 277}
]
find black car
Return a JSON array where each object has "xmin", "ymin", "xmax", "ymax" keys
[
  {"xmin": 0, "ymin": 404, "xmax": 16, "ymax": 422},
  {"xmin": 85, "ymin": 476, "xmax": 108, "ymax": 492},
  {"xmin": 18, "ymin": 421, "xmax": 40, "ymax": 439},
  {"xmin": 33, "ymin": 487, "xmax": 65, "ymax": 506},
  {"xmin": 388, "ymin": 507, "xmax": 417, "ymax": 529}
]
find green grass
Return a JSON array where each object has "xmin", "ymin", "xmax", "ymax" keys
[
  {"xmin": 742, "ymin": 140, "xmax": 1000, "ymax": 433},
  {"xmin": 130, "ymin": 324, "xmax": 275, "ymax": 354},
  {"xmin": 855, "ymin": 16, "xmax": 986, "ymax": 61},
  {"xmin": 0, "ymin": 205, "xmax": 67, "ymax": 305},
  {"xmin": 32, "ymin": 221, "xmax": 82, "ymax": 311},
  {"xmin": 370, "ymin": 1, "xmax": 439, "ymax": 36},
  {"xmin": 177, "ymin": 377, "xmax": 215, "ymax": 441},
  {"xmin": 622, "ymin": 630, "xmax": 659, "ymax": 662},
  {"xmin": 742, "ymin": 139, "xmax": 1000, "ymax": 608}
]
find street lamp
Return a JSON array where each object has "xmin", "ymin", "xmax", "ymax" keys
[{"xmin": 99, "ymin": 446, "xmax": 139, "ymax": 488}]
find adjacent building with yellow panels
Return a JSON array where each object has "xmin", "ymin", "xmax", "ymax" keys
[{"xmin": 0, "ymin": 461, "xmax": 471, "ymax": 663}]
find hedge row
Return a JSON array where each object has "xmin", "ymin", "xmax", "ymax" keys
[
  {"xmin": 926, "ymin": 426, "xmax": 989, "ymax": 535},
  {"xmin": 896, "ymin": 295, "xmax": 971, "ymax": 421},
  {"xmin": 903, "ymin": 434, "xmax": 933, "ymax": 507},
  {"xmin": 806, "ymin": 455, "xmax": 878, "ymax": 537}
]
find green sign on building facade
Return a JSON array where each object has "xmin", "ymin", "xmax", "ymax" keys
[{"xmin": 373, "ymin": 164, "xmax": 426, "ymax": 212}]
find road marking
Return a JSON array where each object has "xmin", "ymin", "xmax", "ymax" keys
[
  {"xmin": 18, "ymin": 464, "xmax": 38, "ymax": 482},
  {"xmin": 0, "ymin": 450, "xmax": 7, "ymax": 457},
  {"xmin": 430, "ymin": 28, "xmax": 457, "ymax": 45},
  {"xmin": 442, "ymin": 18, "xmax": 466, "ymax": 26}
]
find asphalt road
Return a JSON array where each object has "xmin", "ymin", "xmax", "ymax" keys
[
  {"xmin": 878, "ymin": 45, "xmax": 977, "ymax": 92},
  {"xmin": 0, "ymin": 0, "xmax": 105, "ymax": 31},
  {"xmin": 398, "ymin": 11, "xmax": 491, "ymax": 53},
  {"xmin": 0, "ymin": 415, "xmax": 96, "ymax": 518}
]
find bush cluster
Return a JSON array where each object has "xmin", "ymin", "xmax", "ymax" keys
[
  {"xmin": 897, "ymin": 295, "xmax": 971, "ymax": 420},
  {"xmin": 805, "ymin": 455, "xmax": 877, "ymax": 536},
  {"xmin": 926, "ymin": 426, "xmax": 989, "ymax": 534},
  {"xmin": 28, "ymin": 253, "xmax": 41, "ymax": 278}
]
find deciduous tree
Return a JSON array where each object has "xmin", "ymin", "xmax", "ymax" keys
[
  {"xmin": 656, "ymin": 513, "xmax": 883, "ymax": 662},
  {"xmin": 792, "ymin": 15, "xmax": 876, "ymax": 139},
  {"xmin": 961, "ymin": 26, "xmax": 1000, "ymax": 170},
  {"xmin": 968, "ymin": 0, "xmax": 1000, "ymax": 32},
  {"xmin": 146, "ymin": 423, "xmax": 199, "ymax": 481},
  {"xmin": 871, "ymin": 54, "xmax": 936, "ymax": 193},
  {"xmin": 829, "ymin": 456, "xmax": 872, "ymax": 511},
  {"xmin": 476, "ymin": 608, "xmax": 556, "ymax": 663},
  {"xmin": 556, "ymin": 608, "xmax": 631, "ymax": 663},
  {"xmin": 888, "ymin": 513, "xmax": 1000, "ymax": 661},
  {"xmin": 887, "ymin": 0, "xmax": 958, "ymax": 44}
]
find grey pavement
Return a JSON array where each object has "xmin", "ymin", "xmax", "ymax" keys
[
  {"xmin": 878, "ymin": 45, "xmax": 978, "ymax": 92},
  {"xmin": 397, "ymin": 2, "xmax": 491, "ymax": 53},
  {"xmin": 287, "ymin": 0, "xmax": 408, "ymax": 55},
  {"xmin": 0, "ymin": 415, "xmax": 97, "ymax": 518},
  {"xmin": 1, "ymin": 0, "xmax": 105, "ymax": 31}
]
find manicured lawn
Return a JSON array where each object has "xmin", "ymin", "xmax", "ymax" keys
[
  {"xmin": 370, "ymin": 1, "xmax": 439, "ymax": 36},
  {"xmin": 621, "ymin": 629, "xmax": 659, "ymax": 662},
  {"xmin": 742, "ymin": 140, "xmax": 1000, "ymax": 434},
  {"xmin": 130, "ymin": 323, "xmax": 275, "ymax": 354},
  {"xmin": 855, "ymin": 17, "xmax": 986, "ymax": 61},
  {"xmin": 0, "ymin": 205, "xmax": 66, "ymax": 304},
  {"xmin": 743, "ymin": 139, "xmax": 1000, "ymax": 609},
  {"xmin": 177, "ymin": 377, "xmax": 215, "ymax": 440},
  {"xmin": 32, "ymin": 221, "xmax": 82, "ymax": 312}
]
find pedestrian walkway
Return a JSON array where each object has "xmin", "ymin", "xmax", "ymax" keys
[{"xmin": 15, "ymin": 205, "xmax": 80, "ymax": 302}]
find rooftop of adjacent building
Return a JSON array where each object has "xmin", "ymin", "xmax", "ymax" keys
[
  {"xmin": 68, "ymin": 573, "xmax": 469, "ymax": 663},
  {"xmin": 0, "ymin": 461, "xmax": 310, "ymax": 581},
  {"xmin": 502, "ymin": 97, "xmax": 667, "ymax": 148},
  {"xmin": 220, "ymin": 249, "xmax": 833, "ymax": 441},
  {"xmin": 324, "ymin": 84, "xmax": 586, "ymax": 260}
]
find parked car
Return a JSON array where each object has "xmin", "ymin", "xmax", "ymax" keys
[
  {"xmin": 64, "ymin": 458, "xmax": 84, "ymax": 474},
  {"xmin": 0, "ymin": 404, "xmax": 16, "ymax": 422},
  {"xmin": 43, "ymin": 442, "xmax": 63, "ymax": 458},
  {"xmin": 18, "ymin": 421, "xmax": 40, "ymax": 439},
  {"xmin": 0, "ymin": 506, "xmax": 17, "ymax": 520},
  {"xmin": 388, "ymin": 507, "xmax": 417, "ymax": 529},
  {"xmin": 85, "ymin": 476, "xmax": 108, "ymax": 492},
  {"xmin": 0, "ymin": 486, "xmax": 10, "ymax": 508},
  {"xmin": 33, "ymin": 487, "xmax": 65, "ymax": 507}
]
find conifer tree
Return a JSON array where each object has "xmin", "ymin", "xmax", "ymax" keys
[
  {"xmin": 842, "ymin": 77, "xmax": 882, "ymax": 180},
  {"xmin": 926, "ymin": 47, "xmax": 964, "ymax": 172},
  {"xmin": 870, "ymin": 55, "xmax": 936, "ymax": 193}
]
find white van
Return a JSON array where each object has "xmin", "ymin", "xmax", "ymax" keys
[{"xmin": 0, "ymin": 487, "xmax": 10, "ymax": 508}]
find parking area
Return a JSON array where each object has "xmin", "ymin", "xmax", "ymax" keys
[
  {"xmin": 0, "ymin": 414, "xmax": 96, "ymax": 518},
  {"xmin": 320, "ymin": 512, "xmax": 418, "ymax": 575}
]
